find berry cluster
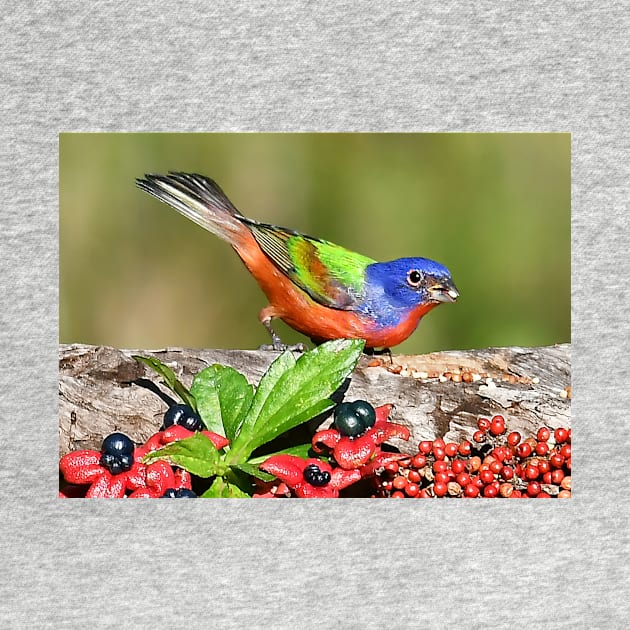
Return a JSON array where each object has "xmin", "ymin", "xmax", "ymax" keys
[
  {"xmin": 60, "ymin": 399, "xmax": 571, "ymax": 500},
  {"xmin": 59, "ymin": 404, "xmax": 226, "ymax": 498},
  {"xmin": 372, "ymin": 416, "xmax": 571, "ymax": 499}
]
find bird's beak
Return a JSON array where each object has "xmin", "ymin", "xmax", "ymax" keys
[{"xmin": 429, "ymin": 283, "xmax": 459, "ymax": 303}]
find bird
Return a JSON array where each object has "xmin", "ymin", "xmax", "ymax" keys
[{"xmin": 136, "ymin": 172, "xmax": 459, "ymax": 350}]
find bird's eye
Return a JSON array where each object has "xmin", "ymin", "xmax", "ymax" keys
[{"xmin": 407, "ymin": 269, "xmax": 423, "ymax": 287}]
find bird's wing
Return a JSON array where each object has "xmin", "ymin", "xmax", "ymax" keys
[{"xmin": 246, "ymin": 222, "xmax": 375, "ymax": 310}]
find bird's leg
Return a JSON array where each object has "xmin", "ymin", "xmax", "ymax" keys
[{"xmin": 258, "ymin": 307, "xmax": 307, "ymax": 352}]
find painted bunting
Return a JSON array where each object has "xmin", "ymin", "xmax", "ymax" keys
[{"xmin": 136, "ymin": 172, "xmax": 458, "ymax": 350}]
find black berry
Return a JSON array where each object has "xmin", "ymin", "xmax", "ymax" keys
[
  {"xmin": 350, "ymin": 400, "xmax": 376, "ymax": 430},
  {"xmin": 333, "ymin": 400, "xmax": 376, "ymax": 437},
  {"xmin": 99, "ymin": 433, "xmax": 135, "ymax": 475},
  {"xmin": 101, "ymin": 432, "xmax": 134, "ymax": 456},
  {"xmin": 161, "ymin": 488, "xmax": 197, "ymax": 498},
  {"xmin": 162, "ymin": 404, "xmax": 203, "ymax": 432},
  {"xmin": 303, "ymin": 463, "xmax": 331, "ymax": 487}
]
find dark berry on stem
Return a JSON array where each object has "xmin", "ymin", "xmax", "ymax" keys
[
  {"xmin": 100, "ymin": 432, "xmax": 135, "ymax": 475},
  {"xmin": 101, "ymin": 432, "xmax": 134, "ymax": 456},
  {"xmin": 333, "ymin": 403, "xmax": 364, "ymax": 437},
  {"xmin": 163, "ymin": 404, "xmax": 203, "ymax": 432},
  {"xmin": 350, "ymin": 400, "xmax": 376, "ymax": 430},
  {"xmin": 303, "ymin": 464, "xmax": 331, "ymax": 487}
]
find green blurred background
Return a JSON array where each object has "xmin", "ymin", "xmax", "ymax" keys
[{"xmin": 59, "ymin": 133, "xmax": 570, "ymax": 354}]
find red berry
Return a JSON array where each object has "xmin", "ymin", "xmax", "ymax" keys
[
  {"xmin": 543, "ymin": 472, "xmax": 552, "ymax": 484},
  {"xmin": 433, "ymin": 481, "xmax": 448, "ymax": 497},
  {"xmin": 444, "ymin": 442, "xmax": 459, "ymax": 458},
  {"xmin": 526, "ymin": 481, "xmax": 541, "ymax": 497},
  {"xmin": 550, "ymin": 452, "xmax": 564, "ymax": 468},
  {"xmin": 489, "ymin": 415, "xmax": 506, "ymax": 435},
  {"xmin": 565, "ymin": 457, "xmax": 571, "ymax": 471},
  {"xmin": 507, "ymin": 431, "xmax": 521, "ymax": 447},
  {"xmin": 464, "ymin": 483, "xmax": 480, "ymax": 498},
  {"xmin": 418, "ymin": 441, "xmax": 433, "ymax": 454},
  {"xmin": 492, "ymin": 447, "xmax": 509, "ymax": 462},
  {"xmin": 458, "ymin": 440, "xmax": 472, "ymax": 456},
  {"xmin": 391, "ymin": 490, "xmax": 405, "ymax": 498},
  {"xmin": 500, "ymin": 466, "xmax": 514, "ymax": 480},
  {"xmin": 384, "ymin": 461, "xmax": 399, "ymax": 475},
  {"xmin": 489, "ymin": 460, "xmax": 502, "ymax": 474},
  {"xmin": 433, "ymin": 446, "xmax": 446, "ymax": 461},
  {"xmin": 538, "ymin": 459, "xmax": 550, "ymax": 474},
  {"xmin": 406, "ymin": 483, "xmax": 419, "ymax": 497},
  {"xmin": 511, "ymin": 489, "xmax": 523, "ymax": 498},
  {"xmin": 483, "ymin": 484, "xmax": 499, "ymax": 497},
  {"xmin": 537, "ymin": 427, "xmax": 551, "ymax": 442},
  {"xmin": 434, "ymin": 471, "xmax": 450, "ymax": 484},
  {"xmin": 468, "ymin": 456, "xmax": 481, "ymax": 472},
  {"xmin": 535, "ymin": 442, "xmax": 549, "ymax": 456},
  {"xmin": 499, "ymin": 482, "xmax": 514, "ymax": 498},
  {"xmin": 456, "ymin": 472, "xmax": 472, "ymax": 487},
  {"xmin": 550, "ymin": 469, "xmax": 565, "ymax": 484},
  {"xmin": 554, "ymin": 427, "xmax": 569, "ymax": 444},
  {"xmin": 560, "ymin": 444, "xmax": 571, "ymax": 459},
  {"xmin": 473, "ymin": 430, "xmax": 486, "ymax": 443},
  {"xmin": 450, "ymin": 459, "xmax": 466, "ymax": 475},
  {"xmin": 411, "ymin": 454, "xmax": 427, "ymax": 469},
  {"xmin": 433, "ymin": 460, "xmax": 448, "ymax": 474},
  {"xmin": 479, "ymin": 469, "xmax": 494, "ymax": 485},
  {"xmin": 477, "ymin": 417, "xmax": 491, "ymax": 432},
  {"xmin": 393, "ymin": 475, "xmax": 407, "ymax": 490},
  {"xmin": 524, "ymin": 465, "xmax": 539, "ymax": 480},
  {"xmin": 516, "ymin": 442, "xmax": 532, "ymax": 458},
  {"xmin": 418, "ymin": 489, "xmax": 431, "ymax": 498},
  {"xmin": 408, "ymin": 469, "xmax": 421, "ymax": 483},
  {"xmin": 537, "ymin": 492, "xmax": 552, "ymax": 498},
  {"xmin": 433, "ymin": 438, "xmax": 445, "ymax": 450}
]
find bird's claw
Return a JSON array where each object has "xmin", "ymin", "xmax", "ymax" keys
[{"xmin": 258, "ymin": 342, "xmax": 307, "ymax": 353}]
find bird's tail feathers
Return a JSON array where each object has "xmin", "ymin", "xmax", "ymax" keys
[{"xmin": 136, "ymin": 172, "xmax": 246, "ymax": 243}]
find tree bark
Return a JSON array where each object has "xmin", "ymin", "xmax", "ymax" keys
[{"xmin": 59, "ymin": 343, "xmax": 571, "ymax": 457}]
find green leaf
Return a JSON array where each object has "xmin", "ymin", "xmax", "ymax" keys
[
  {"xmin": 235, "ymin": 350, "xmax": 296, "ymax": 439},
  {"xmin": 190, "ymin": 365, "xmax": 254, "ymax": 439},
  {"xmin": 133, "ymin": 355, "xmax": 197, "ymax": 411},
  {"xmin": 253, "ymin": 399, "xmax": 334, "ymax": 452},
  {"xmin": 248, "ymin": 442, "xmax": 315, "ymax": 465},
  {"xmin": 142, "ymin": 434, "xmax": 225, "ymax": 478},
  {"xmin": 202, "ymin": 477, "xmax": 251, "ymax": 498},
  {"xmin": 233, "ymin": 462, "xmax": 276, "ymax": 482},
  {"xmin": 228, "ymin": 339, "xmax": 364, "ymax": 462}
]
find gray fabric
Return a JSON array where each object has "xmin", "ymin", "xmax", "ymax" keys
[{"xmin": 1, "ymin": 2, "xmax": 627, "ymax": 628}]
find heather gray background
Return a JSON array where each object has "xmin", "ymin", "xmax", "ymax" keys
[{"xmin": 1, "ymin": 2, "xmax": 627, "ymax": 628}]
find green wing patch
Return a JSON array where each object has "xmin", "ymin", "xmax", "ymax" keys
[{"xmin": 249, "ymin": 224, "xmax": 374, "ymax": 309}]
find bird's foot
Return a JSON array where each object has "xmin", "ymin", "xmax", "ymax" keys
[
  {"xmin": 363, "ymin": 346, "xmax": 393, "ymax": 363},
  {"xmin": 259, "ymin": 317, "xmax": 307, "ymax": 352},
  {"xmin": 258, "ymin": 341, "xmax": 307, "ymax": 353}
]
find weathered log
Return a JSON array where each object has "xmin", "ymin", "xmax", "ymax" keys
[{"xmin": 59, "ymin": 343, "xmax": 571, "ymax": 457}]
